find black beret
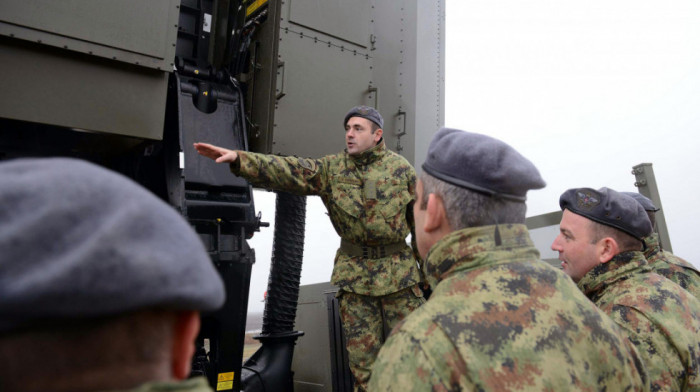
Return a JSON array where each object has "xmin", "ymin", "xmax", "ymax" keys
[
  {"xmin": 344, "ymin": 105, "xmax": 384, "ymax": 128},
  {"xmin": 0, "ymin": 158, "xmax": 225, "ymax": 333},
  {"xmin": 621, "ymin": 191, "xmax": 660, "ymax": 212},
  {"xmin": 559, "ymin": 187, "xmax": 653, "ymax": 240},
  {"xmin": 422, "ymin": 128, "xmax": 546, "ymax": 201}
]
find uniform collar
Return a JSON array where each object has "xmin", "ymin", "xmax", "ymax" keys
[
  {"xmin": 643, "ymin": 232, "xmax": 662, "ymax": 260},
  {"xmin": 577, "ymin": 251, "xmax": 649, "ymax": 298},
  {"xmin": 347, "ymin": 139, "xmax": 386, "ymax": 166},
  {"xmin": 424, "ymin": 224, "xmax": 537, "ymax": 289}
]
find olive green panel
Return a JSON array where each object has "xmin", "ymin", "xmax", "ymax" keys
[
  {"xmin": 245, "ymin": 0, "xmax": 282, "ymax": 154},
  {"xmin": 267, "ymin": 0, "xmax": 445, "ymax": 164},
  {"xmin": 371, "ymin": 1, "xmax": 414, "ymax": 164},
  {"xmin": 272, "ymin": 7, "xmax": 372, "ymax": 157},
  {"xmin": 288, "ymin": 0, "xmax": 370, "ymax": 48},
  {"xmin": 0, "ymin": 0, "xmax": 180, "ymax": 70},
  {"xmin": 292, "ymin": 282, "xmax": 337, "ymax": 392},
  {"xmin": 0, "ymin": 39, "xmax": 168, "ymax": 140}
]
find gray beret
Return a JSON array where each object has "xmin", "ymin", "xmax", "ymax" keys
[
  {"xmin": 559, "ymin": 187, "xmax": 653, "ymax": 240},
  {"xmin": 0, "ymin": 158, "xmax": 225, "ymax": 333},
  {"xmin": 344, "ymin": 105, "xmax": 384, "ymax": 128},
  {"xmin": 621, "ymin": 191, "xmax": 660, "ymax": 212},
  {"xmin": 422, "ymin": 128, "xmax": 546, "ymax": 201}
]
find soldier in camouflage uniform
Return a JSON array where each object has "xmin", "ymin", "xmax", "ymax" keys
[
  {"xmin": 369, "ymin": 129, "xmax": 649, "ymax": 392},
  {"xmin": 0, "ymin": 158, "xmax": 223, "ymax": 392},
  {"xmin": 622, "ymin": 192, "xmax": 700, "ymax": 299},
  {"xmin": 553, "ymin": 187, "xmax": 700, "ymax": 391},
  {"xmin": 194, "ymin": 106, "xmax": 424, "ymax": 391}
]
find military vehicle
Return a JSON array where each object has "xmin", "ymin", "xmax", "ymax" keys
[{"xmin": 0, "ymin": 1, "xmax": 445, "ymax": 390}]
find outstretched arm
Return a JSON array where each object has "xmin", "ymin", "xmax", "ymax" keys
[{"xmin": 193, "ymin": 142, "xmax": 238, "ymax": 163}]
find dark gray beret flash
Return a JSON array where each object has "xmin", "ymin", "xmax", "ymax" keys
[
  {"xmin": 0, "ymin": 158, "xmax": 225, "ymax": 333},
  {"xmin": 422, "ymin": 128, "xmax": 546, "ymax": 201},
  {"xmin": 344, "ymin": 105, "xmax": 384, "ymax": 128},
  {"xmin": 559, "ymin": 187, "xmax": 653, "ymax": 240},
  {"xmin": 622, "ymin": 191, "xmax": 660, "ymax": 212}
]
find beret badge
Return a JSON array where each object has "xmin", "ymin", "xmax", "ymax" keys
[{"xmin": 576, "ymin": 190, "xmax": 600, "ymax": 210}]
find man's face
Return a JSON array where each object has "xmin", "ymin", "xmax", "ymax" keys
[
  {"xmin": 551, "ymin": 209, "xmax": 600, "ymax": 282},
  {"xmin": 345, "ymin": 117, "xmax": 381, "ymax": 155},
  {"xmin": 413, "ymin": 179, "xmax": 432, "ymax": 259}
]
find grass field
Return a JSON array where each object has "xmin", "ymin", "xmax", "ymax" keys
[{"xmin": 242, "ymin": 332, "xmax": 262, "ymax": 362}]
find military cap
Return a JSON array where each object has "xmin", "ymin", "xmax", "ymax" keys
[
  {"xmin": 0, "ymin": 158, "xmax": 225, "ymax": 333},
  {"xmin": 621, "ymin": 191, "xmax": 660, "ymax": 212},
  {"xmin": 559, "ymin": 187, "xmax": 653, "ymax": 240},
  {"xmin": 422, "ymin": 128, "xmax": 545, "ymax": 201},
  {"xmin": 344, "ymin": 105, "xmax": 384, "ymax": 128}
]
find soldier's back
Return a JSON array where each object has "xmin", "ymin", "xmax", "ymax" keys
[
  {"xmin": 370, "ymin": 259, "xmax": 648, "ymax": 391},
  {"xmin": 649, "ymin": 250, "xmax": 700, "ymax": 299},
  {"xmin": 592, "ymin": 268, "xmax": 700, "ymax": 391}
]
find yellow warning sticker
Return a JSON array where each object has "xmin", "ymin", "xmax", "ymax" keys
[
  {"xmin": 217, "ymin": 372, "xmax": 234, "ymax": 382},
  {"xmin": 216, "ymin": 381, "xmax": 233, "ymax": 391}
]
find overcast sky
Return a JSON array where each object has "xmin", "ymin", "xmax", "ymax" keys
[{"xmin": 246, "ymin": 0, "xmax": 700, "ymax": 314}]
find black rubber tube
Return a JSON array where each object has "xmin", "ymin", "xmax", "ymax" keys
[
  {"xmin": 262, "ymin": 191, "xmax": 306, "ymax": 334},
  {"xmin": 241, "ymin": 191, "xmax": 306, "ymax": 391}
]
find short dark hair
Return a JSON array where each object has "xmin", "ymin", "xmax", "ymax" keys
[
  {"xmin": 588, "ymin": 221, "xmax": 643, "ymax": 252},
  {"xmin": 0, "ymin": 310, "xmax": 176, "ymax": 391},
  {"xmin": 370, "ymin": 121, "xmax": 380, "ymax": 134},
  {"xmin": 420, "ymin": 172, "xmax": 526, "ymax": 229}
]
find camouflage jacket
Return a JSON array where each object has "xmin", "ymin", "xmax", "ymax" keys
[
  {"xmin": 369, "ymin": 225, "xmax": 648, "ymax": 392},
  {"xmin": 230, "ymin": 140, "xmax": 422, "ymax": 295},
  {"xmin": 578, "ymin": 251, "xmax": 700, "ymax": 391},
  {"xmin": 644, "ymin": 233, "xmax": 700, "ymax": 299},
  {"xmin": 111, "ymin": 377, "xmax": 213, "ymax": 392}
]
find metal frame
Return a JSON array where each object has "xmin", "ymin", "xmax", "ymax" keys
[{"xmin": 526, "ymin": 162, "xmax": 672, "ymax": 254}]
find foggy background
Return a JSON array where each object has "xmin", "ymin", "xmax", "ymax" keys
[{"xmin": 246, "ymin": 0, "xmax": 700, "ymax": 314}]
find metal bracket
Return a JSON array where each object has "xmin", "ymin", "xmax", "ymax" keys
[
  {"xmin": 366, "ymin": 86, "xmax": 379, "ymax": 109},
  {"xmin": 394, "ymin": 111, "xmax": 406, "ymax": 136},
  {"xmin": 276, "ymin": 60, "xmax": 286, "ymax": 100},
  {"xmin": 632, "ymin": 163, "xmax": 673, "ymax": 252}
]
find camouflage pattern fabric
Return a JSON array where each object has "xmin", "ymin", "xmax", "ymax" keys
[
  {"xmin": 644, "ymin": 233, "xmax": 700, "ymax": 299},
  {"xmin": 230, "ymin": 140, "xmax": 423, "ymax": 295},
  {"xmin": 370, "ymin": 225, "xmax": 649, "ymax": 392},
  {"xmin": 339, "ymin": 285, "xmax": 424, "ymax": 392},
  {"xmin": 116, "ymin": 377, "xmax": 213, "ymax": 391},
  {"xmin": 578, "ymin": 251, "xmax": 700, "ymax": 391},
  {"xmin": 230, "ymin": 140, "xmax": 422, "ymax": 391}
]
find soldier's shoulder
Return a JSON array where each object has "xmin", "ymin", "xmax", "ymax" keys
[
  {"xmin": 626, "ymin": 271, "xmax": 700, "ymax": 318},
  {"xmin": 381, "ymin": 153, "xmax": 416, "ymax": 180},
  {"xmin": 664, "ymin": 251, "xmax": 699, "ymax": 272},
  {"xmin": 385, "ymin": 149, "xmax": 413, "ymax": 166}
]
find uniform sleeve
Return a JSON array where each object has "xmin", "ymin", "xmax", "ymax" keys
[
  {"xmin": 369, "ymin": 327, "xmax": 471, "ymax": 391},
  {"xmin": 230, "ymin": 151, "xmax": 327, "ymax": 196},
  {"xmin": 608, "ymin": 304, "xmax": 683, "ymax": 391}
]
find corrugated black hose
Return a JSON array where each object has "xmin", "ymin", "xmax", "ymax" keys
[{"xmin": 241, "ymin": 191, "xmax": 307, "ymax": 391}]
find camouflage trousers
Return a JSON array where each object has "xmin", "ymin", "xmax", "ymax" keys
[{"xmin": 338, "ymin": 285, "xmax": 425, "ymax": 392}]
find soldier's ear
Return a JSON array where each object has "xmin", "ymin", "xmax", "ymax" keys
[
  {"xmin": 597, "ymin": 237, "xmax": 619, "ymax": 264},
  {"xmin": 373, "ymin": 128, "xmax": 383, "ymax": 142},
  {"xmin": 424, "ymin": 193, "xmax": 446, "ymax": 233},
  {"xmin": 171, "ymin": 310, "xmax": 201, "ymax": 380}
]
